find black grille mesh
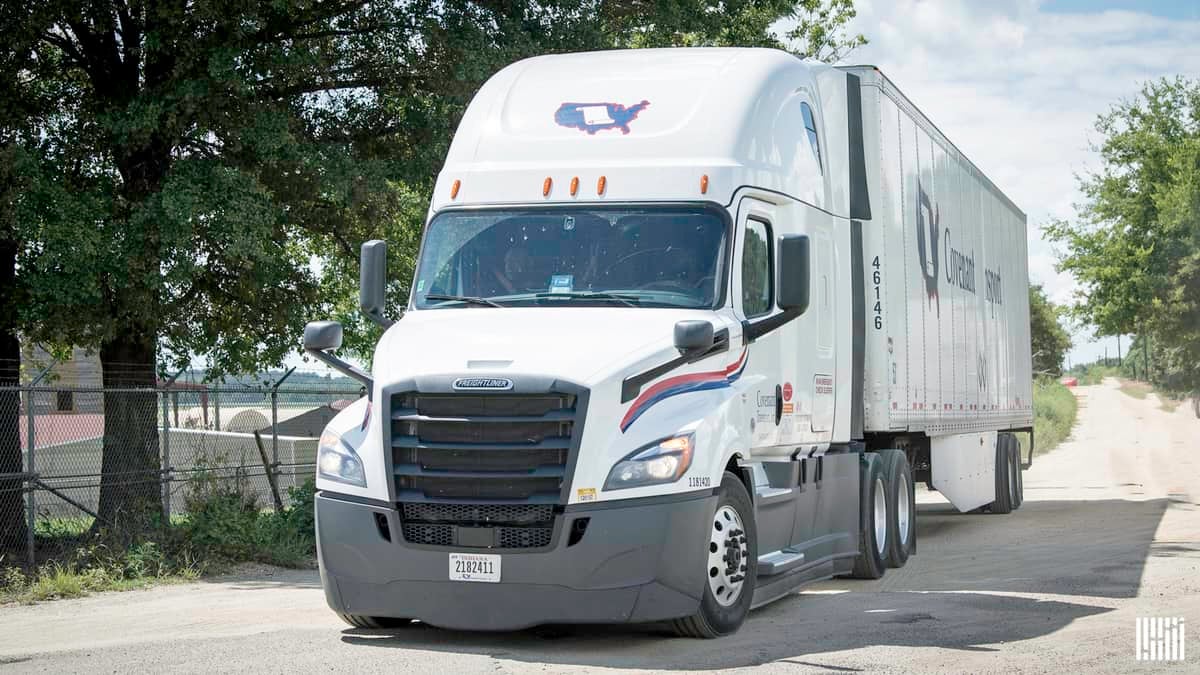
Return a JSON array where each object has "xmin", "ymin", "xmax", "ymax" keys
[{"xmin": 402, "ymin": 502, "xmax": 553, "ymax": 524}]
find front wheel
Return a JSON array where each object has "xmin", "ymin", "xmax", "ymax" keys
[{"xmin": 671, "ymin": 471, "xmax": 757, "ymax": 638}]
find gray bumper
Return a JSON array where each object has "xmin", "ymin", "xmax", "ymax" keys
[{"xmin": 316, "ymin": 491, "xmax": 717, "ymax": 631}]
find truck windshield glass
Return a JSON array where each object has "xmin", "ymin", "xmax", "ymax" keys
[{"xmin": 414, "ymin": 206, "xmax": 727, "ymax": 309}]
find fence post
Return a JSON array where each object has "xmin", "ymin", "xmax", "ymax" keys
[
  {"xmin": 160, "ymin": 389, "xmax": 171, "ymax": 518},
  {"xmin": 25, "ymin": 388, "xmax": 35, "ymax": 567},
  {"xmin": 213, "ymin": 388, "xmax": 221, "ymax": 430},
  {"xmin": 270, "ymin": 367, "xmax": 296, "ymax": 493}
]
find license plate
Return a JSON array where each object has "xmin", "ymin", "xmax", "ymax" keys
[{"xmin": 449, "ymin": 553, "xmax": 501, "ymax": 583}]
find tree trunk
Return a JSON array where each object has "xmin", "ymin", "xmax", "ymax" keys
[
  {"xmin": 96, "ymin": 331, "xmax": 162, "ymax": 535},
  {"xmin": 0, "ymin": 232, "xmax": 24, "ymax": 552}
]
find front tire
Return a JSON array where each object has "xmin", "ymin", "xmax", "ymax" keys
[
  {"xmin": 337, "ymin": 613, "xmax": 413, "ymax": 629},
  {"xmin": 671, "ymin": 471, "xmax": 757, "ymax": 638},
  {"xmin": 848, "ymin": 455, "xmax": 888, "ymax": 579}
]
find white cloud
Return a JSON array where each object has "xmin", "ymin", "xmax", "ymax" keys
[{"xmin": 831, "ymin": 0, "xmax": 1200, "ymax": 363}]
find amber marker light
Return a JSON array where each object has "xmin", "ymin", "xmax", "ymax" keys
[
  {"xmin": 570, "ymin": 176, "xmax": 579, "ymax": 197},
  {"xmin": 597, "ymin": 175, "xmax": 607, "ymax": 196},
  {"xmin": 543, "ymin": 177, "xmax": 553, "ymax": 197},
  {"xmin": 450, "ymin": 179, "xmax": 461, "ymax": 199},
  {"xmin": 700, "ymin": 174, "xmax": 709, "ymax": 194}
]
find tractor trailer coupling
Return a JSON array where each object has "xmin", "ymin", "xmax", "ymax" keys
[{"xmin": 303, "ymin": 48, "xmax": 1033, "ymax": 636}]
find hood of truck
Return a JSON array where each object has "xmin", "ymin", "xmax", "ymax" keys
[{"xmin": 372, "ymin": 307, "xmax": 721, "ymax": 387}]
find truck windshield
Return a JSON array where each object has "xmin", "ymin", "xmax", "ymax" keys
[{"xmin": 413, "ymin": 206, "xmax": 728, "ymax": 309}]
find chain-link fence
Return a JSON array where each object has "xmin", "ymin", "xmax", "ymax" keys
[{"xmin": 0, "ymin": 377, "xmax": 364, "ymax": 567}]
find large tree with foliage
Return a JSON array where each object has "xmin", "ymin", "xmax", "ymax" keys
[
  {"xmin": 1028, "ymin": 284, "xmax": 1070, "ymax": 376},
  {"xmin": 2, "ymin": 1, "xmax": 865, "ymax": 533},
  {"xmin": 1046, "ymin": 77, "xmax": 1200, "ymax": 391}
]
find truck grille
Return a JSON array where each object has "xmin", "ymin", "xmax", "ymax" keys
[{"xmin": 390, "ymin": 389, "xmax": 582, "ymax": 549}]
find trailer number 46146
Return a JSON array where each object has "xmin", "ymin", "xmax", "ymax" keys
[{"xmin": 871, "ymin": 256, "xmax": 883, "ymax": 330}]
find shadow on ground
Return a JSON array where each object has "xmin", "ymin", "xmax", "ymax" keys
[{"xmin": 335, "ymin": 498, "xmax": 1177, "ymax": 670}]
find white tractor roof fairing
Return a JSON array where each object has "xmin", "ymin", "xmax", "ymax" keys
[{"xmin": 431, "ymin": 48, "xmax": 850, "ymax": 217}]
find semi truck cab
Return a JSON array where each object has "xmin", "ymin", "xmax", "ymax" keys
[{"xmin": 305, "ymin": 48, "xmax": 1032, "ymax": 637}]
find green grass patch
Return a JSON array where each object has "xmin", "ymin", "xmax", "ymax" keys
[
  {"xmin": 1075, "ymin": 364, "xmax": 1121, "ymax": 386},
  {"xmin": 2, "ymin": 476, "xmax": 316, "ymax": 604},
  {"xmin": 1030, "ymin": 378, "xmax": 1079, "ymax": 456},
  {"xmin": 1159, "ymin": 395, "xmax": 1182, "ymax": 413}
]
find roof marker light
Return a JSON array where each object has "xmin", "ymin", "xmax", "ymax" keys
[
  {"xmin": 450, "ymin": 179, "xmax": 461, "ymax": 199},
  {"xmin": 570, "ymin": 176, "xmax": 579, "ymax": 197},
  {"xmin": 597, "ymin": 176, "xmax": 607, "ymax": 196},
  {"xmin": 700, "ymin": 174, "xmax": 709, "ymax": 194},
  {"xmin": 543, "ymin": 177, "xmax": 553, "ymax": 197}
]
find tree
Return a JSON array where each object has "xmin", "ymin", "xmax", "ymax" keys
[
  {"xmin": 5, "ymin": 1, "xmax": 866, "ymax": 532},
  {"xmin": 1028, "ymin": 284, "xmax": 1070, "ymax": 376},
  {"xmin": 1046, "ymin": 77, "xmax": 1200, "ymax": 391}
]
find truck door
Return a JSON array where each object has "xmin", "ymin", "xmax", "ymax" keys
[{"xmin": 733, "ymin": 200, "xmax": 786, "ymax": 451}]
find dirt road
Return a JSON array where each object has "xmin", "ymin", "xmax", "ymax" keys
[{"xmin": 2, "ymin": 379, "xmax": 1197, "ymax": 673}]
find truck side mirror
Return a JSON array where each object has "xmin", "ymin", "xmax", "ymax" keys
[
  {"xmin": 303, "ymin": 321, "xmax": 344, "ymax": 352},
  {"xmin": 360, "ymin": 240, "xmax": 392, "ymax": 328},
  {"xmin": 303, "ymin": 320, "xmax": 373, "ymax": 389},
  {"xmin": 777, "ymin": 234, "xmax": 811, "ymax": 314},
  {"xmin": 674, "ymin": 320, "xmax": 715, "ymax": 354}
]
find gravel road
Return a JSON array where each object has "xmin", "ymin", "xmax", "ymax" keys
[{"xmin": 2, "ymin": 378, "xmax": 1197, "ymax": 673}]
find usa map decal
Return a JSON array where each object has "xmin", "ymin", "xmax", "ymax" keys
[{"xmin": 554, "ymin": 100, "xmax": 650, "ymax": 135}]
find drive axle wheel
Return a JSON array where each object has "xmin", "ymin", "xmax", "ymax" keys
[
  {"xmin": 847, "ymin": 454, "xmax": 888, "ymax": 579},
  {"xmin": 671, "ymin": 471, "xmax": 757, "ymax": 638}
]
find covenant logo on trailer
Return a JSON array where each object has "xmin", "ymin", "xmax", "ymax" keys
[
  {"xmin": 452, "ymin": 377, "xmax": 514, "ymax": 391},
  {"xmin": 555, "ymin": 100, "xmax": 650, "ymax": 135}
]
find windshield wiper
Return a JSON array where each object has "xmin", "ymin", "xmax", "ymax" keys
[
  {"xmin": 530, "ymin": 291, "xmax": 641, "ymax": 307},
  {"xmin": 424, "ymin": 293, "xmax": 504, "ymax": 308}
]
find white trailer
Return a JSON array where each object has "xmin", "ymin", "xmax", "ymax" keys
[{"xmin": 304, "ymin": 48, "xmax": 1033, "ymax": 637}]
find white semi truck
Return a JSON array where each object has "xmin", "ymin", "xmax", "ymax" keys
[{"xmin": 304, "ymin": 48, "xmax": 1034, "ymax": 637}]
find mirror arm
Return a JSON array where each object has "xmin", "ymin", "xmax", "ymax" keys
[
  {"xmin": 742, "ymin": 307, "xmax": 802, "ymax": 344},
  {"xmin": 364, "ymin": 310, "xmax": 394, "ymax": 330},
  {"xmin": 305, "ymin": 348, "xmax": 374, "ymax": 390}
]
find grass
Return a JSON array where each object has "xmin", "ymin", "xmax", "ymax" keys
[
  {"xmin": 1118, "ymin": 379, "xmax": 1153, "ymax": 400},
  {"xmin": 1029, "ymin": 378, "xmax": 1079, "ymax": 456},
  {"xmin": 1, "ymin": 477, "xmax": 316, "ymax": 604},
  {"xmin": 1075, "ymin": 364, "xmax": 1121, "ymax": 386}
]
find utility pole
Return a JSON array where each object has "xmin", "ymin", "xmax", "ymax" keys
[
  {"xmin": 1143, "ymin": 331, "xmax": 1150, "ymax": 383},
  {"xmin": 1116, "ymin": 335, "xmax": 1122, "ymax": 366}
]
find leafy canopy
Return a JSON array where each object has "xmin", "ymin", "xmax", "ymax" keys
[{"xmin": 1046, "ymin": 77, "xmax": 1200, "ymax": 389}]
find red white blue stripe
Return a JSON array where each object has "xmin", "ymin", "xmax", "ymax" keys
[{"xmin": 620, "ymin": 349, "xmax": 748, "ymax": 432}]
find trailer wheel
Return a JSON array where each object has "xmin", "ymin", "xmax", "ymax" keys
[
  {"xmin": 878, "ymin": 449, "xmax": 915, "ymax": 568},
  {"xmin": 988, "ymin": 436, "xmax": 1014, "ymax": 514},
  {"xmin": 848, "ymin": 455, "xmax": 888, "ymax": 579},
  {"xmin": 671, "ymin": 471, "xmax": 757, "ymax": 638},
  {"xmin": 1007, "ymin": 435, "xmax": 1024, "ymax": 510},
  {"xmin": 336, "ymin": 613, "xmax": 413, "ymax": 629}
]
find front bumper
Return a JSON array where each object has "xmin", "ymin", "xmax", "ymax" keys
[{"xmin": 316, "ymin": 491, "xmax": 717, "ymax": 631}]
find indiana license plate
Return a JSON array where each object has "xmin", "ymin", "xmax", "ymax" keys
[{"xmin": 449, "ymin": 553, "xmax": 501, "ymax": 583}]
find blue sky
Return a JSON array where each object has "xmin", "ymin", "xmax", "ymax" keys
[
  {"xmin": 837, "ymin": 0, "xmax": 1200, "ymax": 366},
  {"xmin": 1044, "ymin": 0, "xmax": 1200, "ymax": 20}
]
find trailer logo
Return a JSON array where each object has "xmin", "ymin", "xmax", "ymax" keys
[
  {"xmin": 916, "ymin": 181, "xmax": 940, "ymax": 314},
  {"xmin": 452, "ymin": 377, "xmax": 514, "ymax": 391},
  {"xmin": 554, "ymin": 100, "xmax": 650, "ymax": 135}
]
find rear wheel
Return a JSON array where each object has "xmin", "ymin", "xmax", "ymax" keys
[
  {"xmin": 878, "ymin": 449, "xmax": 915, "ymax": 567},
  {"xmin": 1008, "ymin": 435, "xmax": 1024, "ymax": 510},
  {"xmin": 671, "ymin": 471, "xmax": 757, "ymax": 638},
  {"xmin": 848, "ymin": 455, "xmax": 888, "ymax": 579},
  {"xmin": 989, "ymin": 436, "xmax": 1014, "ymax": 514},
  {"xmin": 337, "ymin": 613, "xmax": 413, "ymax": 629}
]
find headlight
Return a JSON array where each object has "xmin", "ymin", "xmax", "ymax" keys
[
  {"xmin": 317, "ymin": 431, "xmax": 367, "ymax": 487},
  {"xmin": 604, "ymin": 434, "xmax": 695, "ymax": 491}
]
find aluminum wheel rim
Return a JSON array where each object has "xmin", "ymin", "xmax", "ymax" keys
[
  {"xmin": 873, "ymin": 477, "xmax": 888, "ymax": 556},
  {"xmin": 897, "ymin": 474, "xmax": 911, "ymax": 547},
  {"xmin": 707, "ymin": 504, "xmax": 748, "ymax": 607}
]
